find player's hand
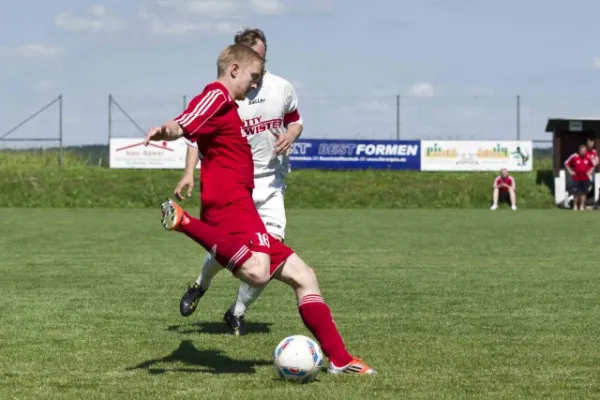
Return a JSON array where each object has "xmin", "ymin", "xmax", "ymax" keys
[
  {"xmin": 174, "ymin": 174, "xmax": 195, "ymax": 200},
  {"xmin": 274, "ymin": 133, "xmax": 295, "ymax": 155},
  {"xmin": 144, "ymin": 121, "xmax": 183, "ymax": 145},
  {"xmin": 144, "ymin": 126, "xmax": 167, "ymax": 146}
]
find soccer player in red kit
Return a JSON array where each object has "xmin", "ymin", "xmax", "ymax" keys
[
  {"xmin": 585, "ymin": 138, "xmax": 598, "ymax": 167},
  {"xmin": 144, "ymin": 44, "xmax": 376, "ymax": 375},
  {"xmin": 565, "ymin": 144, "xmax": 594, "ymax": 210}
]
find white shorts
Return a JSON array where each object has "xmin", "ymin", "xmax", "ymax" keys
[{"xmin": 253, "ymin": 174, "xmax": 287, "ymax": 240}]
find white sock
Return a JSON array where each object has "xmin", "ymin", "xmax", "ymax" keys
[
  {"xmin": 196, "ymin": 252, "xmax": 222, "ymax": 290},
  {"xmin": 230, "ymin": 282, "xmax": 265, "ymax": 317}
]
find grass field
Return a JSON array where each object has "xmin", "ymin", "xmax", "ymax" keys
[{"xmin": 2, "ymin": 208, "xmax": 600, "ymax": 399}]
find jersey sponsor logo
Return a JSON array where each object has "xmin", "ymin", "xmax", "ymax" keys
[
  {"xmin": 311, "ymin": 143, "xmax": 419, "ymax": 157},
  {"xmin": 266, "ymin": 221, "xmax": 283, "ymax": 230},
  {"xmin": 243, "ymin": 115, "xmax": 284, "ymax": 136},
  {"xmin": 248, "ymin": 98, "xmax": 266, "ymax": 105}
]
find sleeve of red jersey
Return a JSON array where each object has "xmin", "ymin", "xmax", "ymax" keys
[
  {"xmin": 564, "ymin": 153, "xmax": 576, "ymax": 168},
  {"xmin": 173, "ymin": 89, "xmax": 227, "ymax": 139},
  {"xmin": 283, "ymin": 82, "xmax": 303, "ymax": 127},
  {"xmin": 493, "ymin": 176, "xmax": 500, "ymax": 187}
]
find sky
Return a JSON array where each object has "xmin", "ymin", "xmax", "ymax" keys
[{"xmin": 1, "ymin": 0, "xmax": 600, "ymax": 147}]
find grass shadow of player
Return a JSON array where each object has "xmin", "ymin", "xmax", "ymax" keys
[
  {"xmin": 536, "ymin": 169, "xmax": 555, "ymax": 194},
  {"xmin": 126, "ymin": 340, "xmax": 272, "ymax": 375},
  {"xmin": 167, "ymin": 321, "xmax": 273, "ymax": 335}
]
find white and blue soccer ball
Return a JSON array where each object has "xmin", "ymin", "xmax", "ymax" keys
[{"xmin": 273, "ymin": 335, "xmax": 324, "ymax": 383}]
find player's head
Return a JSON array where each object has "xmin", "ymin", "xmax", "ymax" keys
[
  {"xmin": 579, "ymin": 144, "xmax": 587, "ymax": 156},
  {"xmin": 500, "ymin": 168, "xmax": 508, "ymax": 177},
  {"xmin": 234, "ymin": 27, "xmax": 267, "ymax": 59},
  {"xmin": 217, "ymin": 43, "xmax": 264, "ymax": 101},
  {"xmin": 587, "ymin": 137, "xmax": 595, "ymax": 149}
]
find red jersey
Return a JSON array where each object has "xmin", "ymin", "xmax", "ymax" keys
[
  {"xmin": 564, "ymin": 153, "xmax": 593, "ymax": 181},
  {"xmin": 174, "ymin": 82, "xmax": 254, "ymax": 208},
  {"xmin": 585, "ymin": 149, "xmax": 598, "ymax": 166},
  {"xmin": 493, "ymin": 175, "xmax": 515, "ymax": 192}
]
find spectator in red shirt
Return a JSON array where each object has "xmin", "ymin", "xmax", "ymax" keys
[
  {"xmin": 490, "ymin": 168, "xmax": 517, "ymax": 211},
  {"xmin": 564, "ymin": 144, "xmax": 594, "ymax": 210},
  {"xmin": 586, "ymin": 138, "xmax": 598, "ymax": 167}
]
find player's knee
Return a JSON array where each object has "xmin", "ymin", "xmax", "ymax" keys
[
  {"xmin": 246, "ymin": 270, "xmax": 269, "ymax": 286},
  {"xmin": 240, "ymin": 254, "xmax": 270, "ymax": 286}
]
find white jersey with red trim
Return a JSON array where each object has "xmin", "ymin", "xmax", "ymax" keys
[
  {"xmin": 187, "ymin": 70, "xmax": 302, "ymax": 178},
  {"xmin": 241, "ymin": 70, "xmax": 303, "ymax": 178}
]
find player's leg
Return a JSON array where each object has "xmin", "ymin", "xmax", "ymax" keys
[
  {"xmin": 490, "ymin": 188, "xmax": 499, "ymax": 210},
  {"xmin": 580, "ymin": 180, "xmax": 590, "ymax": 210},
  {"xmin": 179, "ymin": 251, "xmax": 222, "ymax": 317},
  {"xmin": 225, "ymin": 190, "xmax": 287, "ymax": 334},
  {"xmin": 508, "ymin": 189, "xmax": 517, "ymax": 210},
  {"xmin": 574, "ymin": 182, "xmax": 583, "ymax": 210},
  {"xmin": 160, "ymin": 199, "xmax": 271, "ymax": 286},
  {"xmin": 270, "ymin": 246, "xmax": 376, "ymax": 375}
]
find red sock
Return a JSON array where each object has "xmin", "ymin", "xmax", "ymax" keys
[
  {"xmin": 298, "ymin": 294, "xmax": 353, "ymax": 367},
  {"xmin": 180, "ymin": 213, "xmax": 251, "ymax": 272}
]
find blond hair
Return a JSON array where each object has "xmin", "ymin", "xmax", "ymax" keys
[{"xmin": 217, "ymin": 43, "xmax": 264, "ymax": 76}]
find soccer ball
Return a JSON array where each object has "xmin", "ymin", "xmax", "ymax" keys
[{"xmin": 273, "ymin": 335, "xmax": 324, "ymax": 383}]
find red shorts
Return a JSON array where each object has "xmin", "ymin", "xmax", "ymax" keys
[{"xmin": 202, "ymin": 197, "xmax": 293, "ymax": 277}]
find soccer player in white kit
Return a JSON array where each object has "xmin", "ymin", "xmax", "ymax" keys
[{"xmin": 175, "ymin": 28, "xmax": 304, "ymax": 335}]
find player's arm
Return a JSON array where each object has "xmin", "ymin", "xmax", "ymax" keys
[
  {"xmin": 275, "ymin": 82, "xmax": 304, "ymax": 155},
  {"xmin": 174, "ymin": 141, "xmax": 200, "ymax": 200},
  {"xmin": 145, "ymin": 89, "xmax": 227, "ymax": 145},
  {"xmin": 144, "ymin": 120, "xmax": 184, "ymax": 145},
  {"xmin": 493, "ymin": 177, "xmax": 502, "ymax": 189},
  {"xmin": 564, "ymin": 155, "xmax": 575, "ymax": 175}
]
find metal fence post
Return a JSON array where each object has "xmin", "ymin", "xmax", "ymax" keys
[
  {"xmin": 516, "ymin": 94, "xmax": 521, "ymax": 140},
  {"xmin": 58, "ymin": 95, "xmax": 63, "ymax": 166},
  {"xmin": 396, "ymin": 94, "xmax": 400, "ymax": 140}
]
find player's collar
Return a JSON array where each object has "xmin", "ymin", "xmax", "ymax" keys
[{"xmin": 212, "ymin": 81, "xmax": 234, "ymax": 102}]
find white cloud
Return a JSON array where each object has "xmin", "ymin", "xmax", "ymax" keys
[
  {"xmin": 36, "ymin": 80, "xmax": 53, "ymax": 90},
  {"xmin": 150, "ymin": 20, "xmax": 211, "ymax": 35},
  {"xmin": 465, "ymin": 86, "xmax": 496, "ymax": 97},
  {"xmin": 215, "ymin": 22, "xmax": 242, "ymax": 34},
  {"xmin": 591, "ymin": 56, "xmax": 600, "ymax": 69},
  {"xmin": 18, "ymin": 44, "xmax": 62, "ymax": 59},
  {"xmin": 408, "ymin": 82, "xmax": 436, "ymax": 97},
  {"xmin": 251, "ymin": 0, "xmax": 288, "ymax": 15},
  {"xmin": 54, "ymin": 5, "xmax": 123, "ymax": 32},
  {"xmin": 180, "ymin": 0, "xmax": 243, "ymax": 17},
  {"xmin": 141, "ymin": 0, "xmax": 289, "ymax": 35},
  {"xmin": 361, "ymin": 99, "xmax": 391, "ymax": 113}
]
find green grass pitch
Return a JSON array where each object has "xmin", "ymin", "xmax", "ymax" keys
[{"xmin": 1, "ymin": 208, "xmax": 600, "ymax": 399}]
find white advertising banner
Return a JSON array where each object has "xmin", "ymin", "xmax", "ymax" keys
[
  {"xmin": 420, "ymin": 140, "xmax": 533, "ymax": 171},
  {"xmin": 109, "ymin": 138, "xmax": 192, "ymax": 169}
]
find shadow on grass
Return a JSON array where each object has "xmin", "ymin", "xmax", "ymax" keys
[
  {"xmin": 126, "ymin": 340, "xmax": 272, "ymax": 375},
  {"xmin": 536, "ymin": 169, "xmax": 555, "ymax": 194},
  {"xmin": 167, "ymin": 321, "xmax": 272, "ymax": 335}
]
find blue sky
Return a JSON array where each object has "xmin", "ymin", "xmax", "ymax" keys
[{"xmin": 1, "ymin": 0, "xmax": 600, "ymax": 147}]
